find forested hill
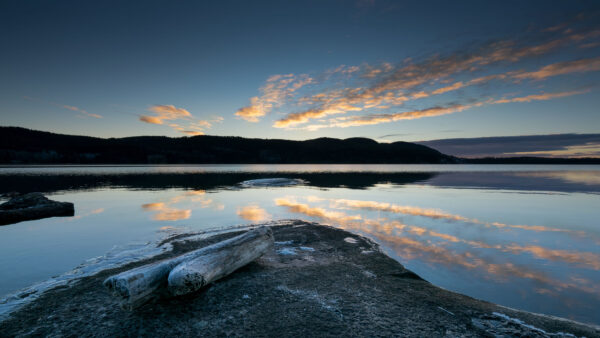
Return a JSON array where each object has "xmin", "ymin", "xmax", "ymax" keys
[{"xmin": 0, "ymin": 127, "xmax": 456, "ymax": 164}]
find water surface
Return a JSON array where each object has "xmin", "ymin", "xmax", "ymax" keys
[{"xmin": 0, "ymin": 165, "xmax": 599, "ymax": 324}]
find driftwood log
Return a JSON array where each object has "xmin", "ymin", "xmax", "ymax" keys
[
  {"xmin": 104, "ymin": 226, "xmax": 273, "ymax": 309},
  {"xmin": 0, "ymin": 192, "xmax": 74, "ymax": 225},
  {"xmin": 168, "ymin": 226, "xmax": 274, "ymax": 295}
]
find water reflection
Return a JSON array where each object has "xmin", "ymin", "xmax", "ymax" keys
[
  {"xmin": 514, "ymin": 171, "xmax": 600, "ymax": 186},
  {"xmin": 0, "ymin": 165, "xmax": 599, "ymax": 324},
  {"xmin": 316, "ymin": 197, "xmax": 587, "ymax": 237},
  {"xmin": 236, "ymin": 204, "xmax": 271, "ymax": 222},
  {"xmin": 141, "ymin": 190, "xmax": 224, "ymax": 221},
  {"xmin": 273, "ymin": 195, "xmax": 600, "ymax": 323}
]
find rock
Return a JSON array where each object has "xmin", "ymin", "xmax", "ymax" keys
[
  {"xmin": 239, "ymin": 178, "xmax": 305, "ymax": 187},
  {"xmin": 0, "ymin": 192, "xmax": 74, "ymax": 225},
  {"xmin": 2, "ymin": 222, "xmax": 598, "ymax": 337}
]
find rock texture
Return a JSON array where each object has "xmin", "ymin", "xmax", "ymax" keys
[
  {"xmin": 0, "ymin": 192, "xmax": 74, "ymax": 225},
  {"xmin": 0, "ymin": 221, "xmax": 598, "ymax": 337}
]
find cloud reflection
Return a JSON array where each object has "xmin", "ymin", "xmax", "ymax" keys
[
  {"xmin": 141, "ymin": 189, "xmax": 223, "ymax": 221},
  {"xmin": 236, "ymin": 204, "xmax": 271, "ymax": 222},
  {"xmin": 274, "ymin": 197, "xmax": 600, "ymax": 297}
]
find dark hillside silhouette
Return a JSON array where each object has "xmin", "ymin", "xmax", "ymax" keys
[{"xmin": 0, "ymin": 127, "xmax": 455, "ymax": 164}]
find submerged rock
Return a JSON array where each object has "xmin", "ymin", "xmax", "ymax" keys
[
  {"xmin": 240, "ymin": 178, "xmax": 305, "ymax": 187},
  {"xmin": 0, "ymin": 192, "xmax": 74, "ymax": 225}
]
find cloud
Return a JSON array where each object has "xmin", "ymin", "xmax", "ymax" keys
[
  {"xmin": 236, "ymin": 21, "xmax": 600, "ymax": 130},
  {"xmin": 298, "ymin": 89, "xmax": 587, "ymax": 130},
  {"xmin": 318, "ymin": 102, "xmax": 482, "ymax": 128},
  {"xmin": 62, "ymin": 105, "xmax": 103, "ymax": 119},
  {"xmin": 418, "ymin": 133, "xmax": 600, "ymax": 158},
  {"xmin": 492, "ymin": 89, "xmax": 589, "ymax": 104},
  {"xmin": 513, "ymin": 57, "xmax": 600, "ymax": 80},
  {"xmin": 235, "ymin": 74, "xmax": 313, "ymax": 122},
  {"xmin": 139, "ymin": 104, "xmax": 214, "ymax": 136},
  {"xmin": 139, "ymin": 115, "xmax": 163, "ymax": 124},
  {"xmin": 139, "ymin": 104, "xmax": 192, "ymax": 125}
]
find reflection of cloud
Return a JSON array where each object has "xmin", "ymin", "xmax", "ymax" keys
[
  {"xmin": 68, "ymin": 208, "xmax": 105, "ymax": 221},
  {"xmin": 275, "ymin": 198, "xmax": 362, "ymax": 222},
  {"xmin": 141, "ymin": 190, "xmax": 223, "ymax": 221},
  {"xmin": 237, "ymin": 204, "xmax": 271, "ymax": 222},
  {"xmin": 505, "ymin": 244, "xmax": 600, "ymax": 270},
  {"xmin": 320, "ymin": 197, "xmax": 584, "ymax": 236},
  {"xmin": 141, "ymin": 202, "xmax": 191, "ymax": 221},
  {"xmin": 275, "ymin": 197, "xmax": 600, "ymax": 296}
]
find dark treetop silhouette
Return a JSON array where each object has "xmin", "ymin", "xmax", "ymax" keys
[{"xmin": 2, "ymin": 127, "xmax": 599, "ymax": 164}]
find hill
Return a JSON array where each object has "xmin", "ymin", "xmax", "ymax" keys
[{"xmin": 0, "ymin": 127, "xmax": 455, "ymax": 164}]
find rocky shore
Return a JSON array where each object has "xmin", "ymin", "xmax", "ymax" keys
[
  {"xmin": 0, "ymin": 192, "xmax": 74, "ymax": 225},
  {"xmin": 1, "ymin": 221, "xmax": 598, "ymax": 337}
]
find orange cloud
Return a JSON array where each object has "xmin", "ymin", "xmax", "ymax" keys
[
  {"xmin": 63, "ymin": 105, "xmax": 102, "ymax": 119},
  {"xmin": 139, "ymin": 104, "xmax": 214, "ymax": 136},
  {"xmin": 236, "ymin": 204, "xmax": 271, "ymax": 222},
  {"xmin": 139, "ymin": 104, "xmax": 192, "ymax": 125},
  {"xmin": 139, "ymin": 115, "xmax": 163, "ymax": 124},
  {"xmin": 513, "ymin": 57, "xmax": 600, "ymax": 80},
  {"xmin": 236, "ymin": 74, "xmax": 313, "ymax": 122},
  {"xmin": 493, "ymin": 90, "xmax": 589, "ymax": 104},
  {"xmin": 298, "ymin": 89, "xmax": 587, "ymax": 130},
  {"xmin": 326, "ymin": 103, "xmax": 481, "ymax": 128}
]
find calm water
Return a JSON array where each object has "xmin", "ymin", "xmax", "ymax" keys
[{"xmin": 0, "ymin": 165, "xmax": 599, "ymax": 324}]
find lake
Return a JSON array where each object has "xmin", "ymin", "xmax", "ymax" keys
[{"xmin": 0, "ymin": 164, "xmax": 599, "ymax": 324}]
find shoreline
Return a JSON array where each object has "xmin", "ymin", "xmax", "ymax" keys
[{"xmin": 1, "ymin": 221, "xmax": 598, "ymax": 336}]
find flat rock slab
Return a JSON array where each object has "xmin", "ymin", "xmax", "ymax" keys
[
  {"xmin": 0, "ymin": 192, "xmax": 74, "ymax": 225},
  {"xmin": 239, "ymin": 178, "xmax": 305, "ymax": 187},
  {"xmin": 1, "ymin": 221, "xmax": 598, "ymax": 337}
]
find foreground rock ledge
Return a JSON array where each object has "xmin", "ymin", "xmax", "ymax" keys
[
  {"xmin": 1, "ymin": 221, "xmax": 598, "ymax": 337},
  {"xmin": 0, "ymin": 192, "xmax": 74, "ymax": 225}
]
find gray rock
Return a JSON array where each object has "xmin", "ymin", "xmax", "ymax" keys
[{"xmin": 0, "ymin": 192, "xmax": 74, "ymax": 225}]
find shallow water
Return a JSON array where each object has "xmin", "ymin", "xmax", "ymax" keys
[{"xmin": 0, "ymin": 165, "xmax": 599, "ymax": 324}]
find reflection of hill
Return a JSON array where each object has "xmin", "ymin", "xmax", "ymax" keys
[
  {"xmin": 0, "ymin": 127, "xmax": 454, "ymax": 164},
  {"xmin": 0, "ymin": 172, "xmax": 436, "ymax": 194}
]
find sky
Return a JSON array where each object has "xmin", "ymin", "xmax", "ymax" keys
[{"xmin": 1, "ymin": 0, "xmax": 600, "ymax": 157}]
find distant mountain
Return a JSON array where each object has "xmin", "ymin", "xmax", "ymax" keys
[{"xmin": 0, "ymin": 127, "xmax": 456, "ymax": 164}]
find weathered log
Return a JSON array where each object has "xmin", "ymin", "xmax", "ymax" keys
[
  {"xmin": 168, "ymin": 226, "xmax": 274, "ymax": 296},
  {"xmin": 103, "ymin": 226, "xmax": 273, "ymax": 309},
  {"xmin": 0, "ymin": 192, "xmax": 74, "ymax": 225}
]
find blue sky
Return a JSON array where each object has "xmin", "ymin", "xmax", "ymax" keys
[{"xmin": 1, "ymin": 0, "xmax": 599, "ymax": 156}]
